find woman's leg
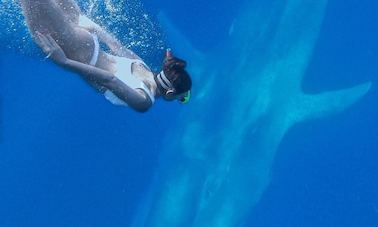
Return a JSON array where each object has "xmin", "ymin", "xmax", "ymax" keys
[
  {"xmin": 20, "ymin": 0, "xmax": 73, "ymax": 38},
  {"xmin": 56, "ymin": 0, "xmax": 81, "ymax": 23},
  {"xmin": 20, "ymin": 0, "xmax": 95, "ymax": 64}
]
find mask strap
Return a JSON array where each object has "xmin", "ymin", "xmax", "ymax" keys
[{"xmin": 157, "ymin": 71, "xmax": 174, "ymax": 91}]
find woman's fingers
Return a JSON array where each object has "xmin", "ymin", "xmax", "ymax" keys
[
  {"xmin": 43, "ymin": 34, "xmax": 56, "ymax": 50},
  {"xmin": 33, "ymin": 31, "xmax": 67, "ymax": 63},
  {"xmin": 33, "ymin": 32, "xmax": 47, "ymax": 49},
  {"xmin": 34, "ymin": 31, "xmax": 52, "ymax": 53},
  {"xmin": 33, "ymin": 32, "xmax": 64, "ymax": 58},
  {"xmin": 46, "ymin": 34, "xmax": 60, "ymax": 49}
]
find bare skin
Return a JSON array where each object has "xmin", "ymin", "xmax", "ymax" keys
[{"xmin": 20, "ymin": 0, "xmax": 160, "ymax": 112}]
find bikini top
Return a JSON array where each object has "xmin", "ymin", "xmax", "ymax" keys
[{"xmin": 104, "ymin": 56, "xmax": 155, "ymax": 106}]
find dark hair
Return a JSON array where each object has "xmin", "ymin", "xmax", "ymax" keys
[{"xmin": 163, "ymin": 57, "xmax": 192, "ymax": 94}]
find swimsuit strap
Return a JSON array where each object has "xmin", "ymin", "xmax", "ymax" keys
[
  {"xmin": 89, "ymin": 33, "xmax": 100, "ymax": 66},
  {"xmin": 104, "ymin": 56, "xmax": 155, "ymax": 106}
]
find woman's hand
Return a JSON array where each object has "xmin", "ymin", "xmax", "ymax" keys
[{"xmin": 34, "ymin": 31, "xmax": 68, "ymax": 65}]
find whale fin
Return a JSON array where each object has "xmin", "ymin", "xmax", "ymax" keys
[{"xmin": 291, "ymin": 82, "xmax": 372, "ymax": 124}]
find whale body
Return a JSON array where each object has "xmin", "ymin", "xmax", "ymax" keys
[{"xmin": 132, "ymin": 0, "xmax": 371, "ymax": 226}]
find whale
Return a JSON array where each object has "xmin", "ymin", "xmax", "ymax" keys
[{"xmin": 132, "ymin": 0, "xmax": 371, "ymax": 226}]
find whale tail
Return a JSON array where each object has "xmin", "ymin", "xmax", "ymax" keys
[{"xmin": 291, "ymin": 82, "xmax": 372, "ymax": 124}]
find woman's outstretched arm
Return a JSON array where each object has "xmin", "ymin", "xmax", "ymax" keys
[
  {"xmin": 35, "ymin": 32, "xmax": 152, "ymax": 112},
  {"xmin": 64, "ymin": 59, "xmax": 152, "ymax": 112}
]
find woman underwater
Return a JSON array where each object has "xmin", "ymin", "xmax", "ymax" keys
[{"xmin": 20, "ymin": 0, "xmax": 192, "ymax": 112}]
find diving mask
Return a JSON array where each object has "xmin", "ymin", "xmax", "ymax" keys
[{"xmin": 157, "ymin": 70, "xmax": 191, "ymax": 104}]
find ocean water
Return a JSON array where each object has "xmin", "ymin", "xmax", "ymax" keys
[{"xmin": 0, "ymin": 0, "xmax": 377, "ymax": 227}]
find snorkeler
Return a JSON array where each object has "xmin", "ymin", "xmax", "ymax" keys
[{"xmin": 20, "ymin": 0, "xmax": 192, "ymax": 112}]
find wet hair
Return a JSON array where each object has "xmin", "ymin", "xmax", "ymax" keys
[{"xmin": 162, "ymin": 57, "xmax": 192, "ymax": 94}]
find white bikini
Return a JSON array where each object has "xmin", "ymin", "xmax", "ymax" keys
[
  {"xmin": 103, "ymin": 56, "xmax": 155, "ymax": 106},
  {"xmin": 89, "ymin": 33, "xmax": 100, "ymax": 66},
  {"xmin": 88, "ymin": 33, "xmax": 155, "ymax": 106},
  {"xmin": 80, "ymin": 15, "xmax": 154, "ymax": 106}
]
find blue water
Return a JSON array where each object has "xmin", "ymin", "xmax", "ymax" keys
[{"xmin": 1, "ymin": 0, "xmax": 378, "ymax": 226}]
